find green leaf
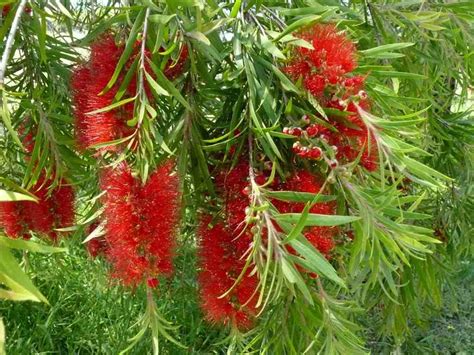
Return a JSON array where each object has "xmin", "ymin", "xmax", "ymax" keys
[
  {"xmin": 0, "ymin": 317, "xmax": 4, "ymax": 355},
  {"xmin": 148, "ymin": 59, "xmax": 191, "ymax": 110},
  {"xmin": 230, "ymin": 0, "xmax": 242, "ymax": 18},
  {"xmin": 1, "ymin": 91, "xmax": 23, "ymax": 148},
  {"xmin": 283, "ymin": 202, "xmax": 311, "ymax": 243},
  {"xmin": 273, "ymin": 15, "xmax": 322, "ymax": 42},
  {"xmin": 148, "ymin": 14, "xmax": 176, "ymax": 25},
  {"xmin": 289, "ymin": 237, "xmax": 345, "ymax": 287},
  {"xmin": 145, "ymin": 71, "xmax": 169, "ymax": 96},
  {"xmin": 51, "ymin": 0, "xmax": 73, "ymax": 19},
  {"xmin": 275, "ymin": 213, "xmax": 360, "ymax": 226},
  {"xmin": 0, "ymin": 189, "xmax": 38, "ymax": 202},
  {"xmin": 86, "ymin": 96, "xmax": 136, "ymax": 115},
  {"xmin": 186, "ymin": 31, "xmax": 211, "ymax": 46},
  {"xmin": 101, "ymin": 9, "xmax": 146, "ymax": 95},
  {"xmin": 201, "ymin": 18, "xmax": 233, "ymax": 34},
  {"xmin": 371, "ymin": 71, "xmax": 427, "ymax": 80},
  {"xmin": 77, "ymin": 13, "xmax": 127, "ymax": 46},
  {"xmin": 0, "ymin": 236, "xmax": 66, "ymax": 253},
  {"xmin": 281, "ymin": 257, "xmax": 314, "ymax": 304},
  {"xmin": 0, "ymin": 247, "xmax": 48, "ymax": 303},
  {"xmin": 254, "ymin": 56, "xmax": 299, "ymax": 93},
  {"xmin": 360, "ymin": 42, "xmax": 414, "ymax": 56},
  {"xmin": 267, "ymin": 190, "xmax": 336, "ymax": 203}
]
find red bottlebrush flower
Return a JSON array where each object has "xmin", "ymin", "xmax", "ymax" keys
[
  {"xmin": 0, "ymin": 201, "xmax": 24, "ymax": 238},
  {"xmin": 140, "ymin": 160, "xmax": 180, "ymax": 276},
  {"xmin": 101, "ymin": 162, "xmax": 141, "ymax": 286},
  {"xmin": 87, "ymin": 237, "xmax": 108, "ymax": 258},
  {"xmin": 304, "ymin": 75, "xmax": 326, "ymax": 97},
  {"xmin": 71, "ymin": 35, "xmax": 131, "ymax": 151},
  {"xmin": 51, "ymin": 181, "xmax": 75, "ymax": 228},
  {"xmin": 215, "ymin": 160, "xmax": 251, "ymax": 234},
  {"xmin": 304, "ymin": 227, "xmax": 335, "ymax": 257},
  {"xmin": 101, "ymin": 160, "xmax": 181, "ymax": 287},
  {"xmin": 164, "ymin": 45, "xmax": 189, "ymax": 80},
  {"xmin": 284, "ymin": 60, "xmax": 311, "ymax": 78},
  {"xmin": 285, "ymin": 24, "xmax": 356, "ymax": 92},
  {"xmin": 0, "ymin": 176, "xmax": 75, "ymax": 241},
  {"xmin": 23, "ymin": 178, "xmax": 55, "ymax": 238},
  {"xmin": 17, "ymin": 120, "xmax": 35, "ymax": 154},
  {"xmin": 344, "ymin": 76, "xmax": 366, "ymax": 93},
  {"xmin": 300, "ymin": 24, "xmax": 357, "ymax": 77},
  {"xmin": 198, "ymin": 217, "xmax": 258, "ymax": 330}
]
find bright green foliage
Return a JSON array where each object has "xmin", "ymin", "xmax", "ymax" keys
[{"xmin": 0, "ymin": 0, "xmax": 472, "ymax": 354}]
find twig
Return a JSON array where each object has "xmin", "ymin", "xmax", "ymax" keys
[
  {"xmin": 0, "ymin": 0, "xmax": 28, "ymax": 88},
  {"xmin": 137, "ymin": 6, "xmax": 150, "ymax": 111}
]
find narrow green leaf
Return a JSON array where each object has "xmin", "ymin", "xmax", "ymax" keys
[
  {"xmin": 86, "ymin": 96, "xmax": 136, "ymax": 115},
  {"xmin": 1, "ymin": 91, "xmax": 23, "ymax": 148},
  {"xmin": 273, "ymin": 15, "xmax": 322, "ymax": 42},
  {"xmin": 0, "ymin": 236, "xmax": 66, "ymax": 253},
  {"xmin": 0, "ymin": 248, "xmax": 48, "ymax": 303},
  {"xmin": 275, "ymin": 213, "xmax": 360, "ymax": 226},
  {"xmin": 148, "ymin": 14, "xmax": 176, "ymax": 25},
  {"xmin": 289, "ymin": 237, "xmax": 345, "ymax": 287},
  {"xmin": 230, "ymin": 0, "xmax": 242, "ymax": 18},
  {"xmin": 0, "ymin": 190, "xmax": 38, "ymax": 202},
  {"xmin": 101, "ymin": 9, "xmax": 146, "ymax": 95},
  {"xmin": 148, "ymin": 59, "xmax": 191, "ymax": 110},
  {"xmin": 360, "ymin": 42, "xmax": 414, "ymax": 56},
  {"xmin": 186, "ymin": 31, "xmax": 211, "ymax": 46},
  {"xmin": 144, "ymin": 71, "xmax": 169, "ymax": 96},
  {"xmin": 267, "ymin": 190, "xmax": 336, "ymax": 204}
]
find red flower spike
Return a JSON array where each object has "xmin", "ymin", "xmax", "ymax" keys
[
  {"xmin": 101, "ymin": 160, "xmax": 181, "ymax": 287},
  {"xmin": 164, "ymin": 45, "xmax": 189, "ymax": 80},
  {"xmin": 23, "ymin": 178, "xmax": 55, "ymax": 237},
  {"xmin": 51, "ymin": 181, "xmax": 75, "ymax": 228},
  {"xmin": 71, "ymin": 35, "xmax": 132, "ymax": 151},
  {"xmin": 141, "ymin": 160, "xmax": 180, "ymax": 276},
  {"xmin": 0, "ymin": 176, "xmax": 75, "ymax": 241},
  {"xmin": 0, "ymin": 202, "xmax": 24, "ymax": 238},
  {"xmin": 286, "ymin": 24, "xmax": 356, "ymax": 90},
  {"xmin": 198, "ymin": 217, "xmax": 258, "ymax": 330},
  {"xmin": 284, "ymin": 60, "xmax": 311, "ymax": 78},
  {"xmin": 304, "ymin": 75, "xmax": 326, "ymax": 97},
  {"xmin": 300, "ymin": 24, "xmax": 357, "ymax": 76}
]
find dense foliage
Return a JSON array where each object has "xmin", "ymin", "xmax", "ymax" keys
[{"xmin": 0, "ymin": 0, "xmax": 472, "ymax": 354}]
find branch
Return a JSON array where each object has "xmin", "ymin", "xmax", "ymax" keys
[
  {"xmin": 0, "ymin": 0, "xmax": 28, "ymax": 88},
  {"xmin": 137, "ymin": 6, "xmax": 150, "ymax": 127}
]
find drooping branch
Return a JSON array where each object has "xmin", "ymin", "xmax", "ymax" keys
[{"xmin": 0, "ymin": 0, "xmax": 28, "ymax": 88}]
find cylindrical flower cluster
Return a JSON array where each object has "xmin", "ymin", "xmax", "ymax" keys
[
  {"xmin": 198, "ymin": 161, "xmax": 258, "ymax": 330},
  {"xmin": 284, "ymin": 24, "xmax": 379, "ymax": 171},
  {"xmin": 71, "ymin": 35, "xmax": 188, "ymax": 152},
  {"xmin": 100, "ymin": 160, "xmax": 181, "ymax": 287},
  {"xmin": 0, "ymin": 177, "xmax": 75, "ymax": 241}
]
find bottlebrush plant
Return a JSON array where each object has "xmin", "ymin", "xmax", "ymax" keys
[{"xmin": 0, "ymin": 1, "xmax": 472, "ymax": 354}]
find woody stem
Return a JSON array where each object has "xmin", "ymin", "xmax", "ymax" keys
[{"xmin": 0, "ymin": 0, "xmax": 28, "ymax": 88}]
